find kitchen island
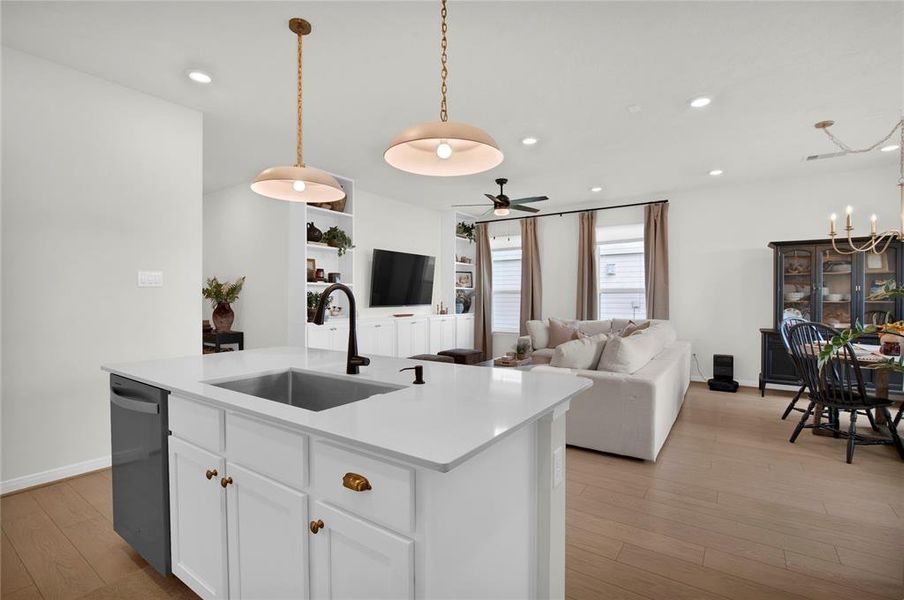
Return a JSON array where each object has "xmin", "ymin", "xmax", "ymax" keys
[{"xmin": 103, "ymin": 346, "xmax": 591, "ymax": 600}]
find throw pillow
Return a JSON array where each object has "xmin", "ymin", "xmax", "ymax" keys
[
  {"xmin": 578, "ymin": 320, "xmax": 613, "ymax": 337},
  {"xmin": 597, "ymin": 322, "xmax": 677, "ymax": 373},
  {"xmin": 550, "ymin": 333, "xmax": 608, "ymax": 369},
  {"xmin": 526, "ymin": 319, "xmax": 550, "ymax": 349},
  {"xmin": 548, "ymin": 318, "xmax": 580, "ymax": 347},
  {"xmin": 622, "ymin": 320, "xmax": 651, "ymax": 337}
]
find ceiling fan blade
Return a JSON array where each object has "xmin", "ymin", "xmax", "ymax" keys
[
  {"xmin": 485, "ymin": 194, "xmax": 500, "ymax": 204},
  {"xmin": 511, "ymin": 204, "xmax": 540, "ymax": 213},
  {"xmin": 510, "ymin": 196, "xmax": 549, "ymax": 205},
  {"xmin": 451, "ymin": 203, "xmax": 491, "ymax": 207},
  {"xmin": 480, "ymin": 207, "xmax": 496, "ymax": 217}
]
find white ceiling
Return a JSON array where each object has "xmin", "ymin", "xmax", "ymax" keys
[{"xmin": 2, "ymin": 1, "xmax": 902, "ymax": 215}]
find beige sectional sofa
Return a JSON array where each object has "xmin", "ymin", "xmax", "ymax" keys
[{"xmin": 526, "ymin": 318, "xmax": 691, "ymax": 461}]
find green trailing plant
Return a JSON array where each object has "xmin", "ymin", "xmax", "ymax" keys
[
  {"xmin": 307, "ymin": 291, "xmax": 332, "ymax": 311},
  {"xmin": 323, "ymin": 226, "xmax": 354, "ymax": 256},
  {"xmin": 818, "ymin": 279, "xmax": 904, "ymax": 374},
  {"xmin": 456, "ymin": 221, "xmax": 476, "ymax": 243},
  {"xmin": 202, "ymin": 276, "xmax": 245, "ymax": 307}
]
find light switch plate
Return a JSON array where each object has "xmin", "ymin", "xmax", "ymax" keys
[
  {"xmin": 138, "ymin": 270, "xmax": 163, "ymax": 287},
  {"xmin": 553, "ymin": 446, "xmax": 564, "ymax": 488}
]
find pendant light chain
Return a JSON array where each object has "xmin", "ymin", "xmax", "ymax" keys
[
  {"xmin": 439, "ymin": 0, "xmax": 449, "ymax": 122},
  {"xmin": 296, "ymin": 28, "xmax": 305, "ymax": 167}
]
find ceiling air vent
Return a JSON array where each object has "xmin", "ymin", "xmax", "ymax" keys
[{"xmin": 804, "ymin": 151, "xmax": 847, "ymax": 161}]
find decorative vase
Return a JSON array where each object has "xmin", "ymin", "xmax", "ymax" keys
[
  {"xmin": 212, "ymin": 302, "xmax": 234, "ymax": 331},
  {"xmin": 307, "ymin": 308, "xmax": 316, "ymax": 323},
  {"xmin": 307, "ymin": 222, "xmax": 323, "ymax": 243},
  {"xmin": 455, "ymin": 301, "xmax": 464, "ymax": 314}
]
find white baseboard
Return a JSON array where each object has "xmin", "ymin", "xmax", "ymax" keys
[{"xmin": 1, "ymin": 455, "xmax": 111, "ymax": 495}]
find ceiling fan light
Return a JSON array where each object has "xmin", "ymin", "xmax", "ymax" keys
[
  {"xmin": 494, "ymin": 207, "xmax": 510, "ymax": 217},
  {"xmin": 385, "ymin": 121, "xmax": 504, "ymax": 176},
  {"xmin": 251, "ymin": 165, "xmax": 345, "ymax": 203}
]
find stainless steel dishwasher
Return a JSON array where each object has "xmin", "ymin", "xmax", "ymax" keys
[{"xmin": 110, "ymin": 374, "xmax": 171, "ymax": 575}]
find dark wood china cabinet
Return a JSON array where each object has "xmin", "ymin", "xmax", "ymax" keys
[{"xmin": 759, "ymin": 238, "xmax": 904, "ymax": 395}]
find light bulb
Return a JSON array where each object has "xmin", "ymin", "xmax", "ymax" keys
[
  {"xmin": 292, "ymin": 180, "xmax": 306, "ymax": 192},
  {"xmin": 187, "ymin": 70, "xmax": 212, "ymax": 84},
  {"xmin": 690, "ymin": 96, "xmax": 711, "ymax": 108},
  {"xmin": 845, "ymin": 205, "xmax": 853, "ymax": 215},
  {"xmin": 494, "ymin": 207, "xmax": 510, "ymax": 217},
  {"xmin": 436, "ymin": 142, "xmax": 453, "ymax": 160}
]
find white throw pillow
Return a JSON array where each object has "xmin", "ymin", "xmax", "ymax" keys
[
  {"xmin": 550, "ymin": 333, "xmax": 608, "ymax": 370},
  {"xmin": 597, "ymin": 323, "xmax": 676, "ymax": 373},
  {"xmin": 526, "ymin": 319, "xmax": 550, "ymax": 349}
]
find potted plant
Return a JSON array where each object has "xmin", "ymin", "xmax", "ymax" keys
[
  {"xmin": 456, "ymin": 221, "xmax": 476, "ymax": 243},
  {"xmin": 203, "ymin": 276, "xmax": 245, "ymax": 331},
  {"xmin": 307, "ymin": 291, "xmax": 332, "ymax": 322},
  {"xmin": 323, "ymin": 226, "xmax": 354, "ymax": 256}
]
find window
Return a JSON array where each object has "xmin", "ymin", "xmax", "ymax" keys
[
  {"xmin": 491, "ymin": 235, "xmax": 521, "ymax": 333},
  {"xmin": 597, "ymin": 224, "xmax": 646, "ymax": 320}
]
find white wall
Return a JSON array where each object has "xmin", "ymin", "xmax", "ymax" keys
[
  {"xmin": 354, "ymin": 188, "xmax": 445, "ymax": 318},
  {"xmin": 668, "ymin": 164, "xmax": 895, "ymax": 386},
  {"xmin": 1, "ymin": 49, "xmax": 202, "ymax": 488},
  {"xmin": 203, "ymin": 184, "xmax": 290, "ymax": 348}
]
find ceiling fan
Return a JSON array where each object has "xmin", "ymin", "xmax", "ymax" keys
[{"xmin": 453, "ymin": 178, "xmax": 548, "ymax": 217}]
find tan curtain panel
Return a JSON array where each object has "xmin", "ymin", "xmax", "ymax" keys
[
  {"xmin": 576, "ymin": 211, "xmax": 598, "ymax": 320},
  {"xmin": 644, "ymin": 202, "xmax": 670, "ymax": 319},
  {"xmin": 474, "ymin": 222, "xmax": 493, "ymax": 358},
  {"xmin": 519, "ymin": 218, "xmax": 542, "ymax": 335}
]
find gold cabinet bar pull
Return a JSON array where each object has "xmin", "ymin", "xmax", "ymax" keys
[
  {"xmin": 220, "ymin": 476, "xmax": 233, "ymax": 488},
  {"xmin": 342, "ymin": 472, "xmax": 372, "ymax": 492},
  {"xmin": 310, "ymin": 519, "xmax": 324, "ymax": 534},
  {"xmin": 205, "ymin": 469, "xmax": 218, "ymax": 480}
]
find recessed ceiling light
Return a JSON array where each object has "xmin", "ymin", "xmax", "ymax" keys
[
  {"xmin": 186, "ymin": 70, "xmax": 212, "ymax": 84},
  {"xmin": 690, "ymin": 96, "xmax": 711, "ymax": 108},
  {"xmin": 709, "ymin": 169, "xmax": 723, "ymax": 176},
  {"xmin": 590, "ymin": 186, "xmax": 603, "ymax": 192},
  {"xmin": 626, "ymin": 104, "xmax": 642, "ymax": 114},
  {"xmin": 880, "ymin": 144, "xmax": 900, "ymax": 152},
  {"xmin": 521, "ymin": 137, "xmax": 539, "ymax": 146}
]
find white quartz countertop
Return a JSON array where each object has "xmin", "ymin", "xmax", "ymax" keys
[{"xmin": 102, "ymin": 347, "xmax": 591, "ymax": 472}]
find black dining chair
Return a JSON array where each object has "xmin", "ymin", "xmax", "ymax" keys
[
  {"xmin": 787, "ymin": 321, "xmax": 904, "ymax": 464},
  {"xmin": 779, "ymin": 317, "xmax": 808, "ymax": 420}
]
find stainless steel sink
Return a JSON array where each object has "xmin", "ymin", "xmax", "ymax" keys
[{"xmin": 209, "ymin": 369, "xmax": 405, "ymax": 412}]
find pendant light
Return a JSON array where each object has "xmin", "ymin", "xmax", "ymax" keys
[
  {"xmin": 251, "ymin": 18, "xmax": 345, "ymax": 203},
  {"xmin": 384, "ymin": 0, "xmax": 503, "ymax": 176}
]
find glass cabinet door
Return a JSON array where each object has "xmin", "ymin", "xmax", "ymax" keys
[
  {"xmin": 818, "ymin": 247, "xmax": 854, "ymax": 329},
  {"xmin": 861, "ymin": 246, "xmax": 899, "ymax": 325},
  {"xmin": 778, "ymin": 247, "xmax": 816, "ymax": 322}
]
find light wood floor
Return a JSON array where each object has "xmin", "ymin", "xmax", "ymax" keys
[{"xmin": 2, "ymin": 383, "xmax": 902, "ymax": 599}]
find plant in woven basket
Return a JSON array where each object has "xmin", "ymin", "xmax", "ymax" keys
[
  {"xmin": 202, "ymin": 276, "xmax": 245, "ymax": 331},
  {"xmin": 323, "ymin": 226, "xmax": 354, "ymax": 256}
]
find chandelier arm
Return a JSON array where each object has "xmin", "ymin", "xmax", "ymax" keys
[
  {"xmin": 830, "ymin": 235, "xmax": 858, "ymax": 255},
  {"xmin": 820, "ymin": 119, "xmax": 903, "ymax": 155},
  {"xmin": 844, "ymin": 229, "xmax": 882, "ymax": 253}
]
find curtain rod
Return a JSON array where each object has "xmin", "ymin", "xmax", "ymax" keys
[{"xmin": 474, "ymin": 198, "xmax": 668, "ymax": 224}]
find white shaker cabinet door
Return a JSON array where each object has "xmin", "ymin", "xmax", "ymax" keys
[
  {"xmin": 439, "ymin": 317, "xmax": 456, "ymax": 350},
  {"xmin": 307, "ymin": 324, "xmax": 333, "ymax": 350},
  {"xmin": 356, "ymin": 322, "xmax": 379, "ymax": 356},
  {"xmin": 374, "ymin": 322, "xmax": 396, "ymax": 357},
  {"xmin": 395, "ymin": 321, "xmax": 414, "ymax": 358},
  {"xmin": 310, "ymin": 502, "xmax": 413, "ymax": 600},
  {"xmin": 168, "ymin": 437, "xmax": 228, "ymax": 600},
  {"xmin": 225, "ymin": 463, "xmax": 309, "ymax": 600},
  {"xmin": 410, "ymin": 319, "xmax": 429, "ymax": 356},
  {"xmin": 456, "ymin": 315, "xmax": 475, "ymax": 349},
  {"xmin": 428, "ymin": 319, "xmax": 442, "ymax": 354}
]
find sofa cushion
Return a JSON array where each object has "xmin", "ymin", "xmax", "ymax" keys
[
  {"xmin": 526, "ymin": 319, "xmax": 549, "ymax": 349},
  {"xmin": 597, "ymin": 323, "xmax": 677, "ymax": 373},
  {"xmin": 548, "ymin": 318, "xmax": 580, "ymax": 347},
  {"xmin": 550, "ymin": 334, "xmax": 608, "ymax": 369},
  {"xmin": 577, "ymin": 320, "xmax": 613, "ymax": 337},
  {"xmin": 531, "ymin": 348, "xmax": 554, "ymax": 364}
]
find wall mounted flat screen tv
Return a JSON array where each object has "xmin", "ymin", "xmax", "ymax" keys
[{"xmin": 370, "ymin": 249, "xmax": 436, "ymax": 307}]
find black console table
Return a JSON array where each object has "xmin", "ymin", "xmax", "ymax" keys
[{"xmin": 203, "ymin": 330, "xmax": 244, "ymax": 353}]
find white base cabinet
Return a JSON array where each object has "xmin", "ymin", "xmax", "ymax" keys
[
  {"xmin": 356, "ymin": 321, "xmax": 395, "ymax": 357},
  {"xmin": 310, "ymin": 314, "xmax": 474, "ymax": 358},
  {"xmin": 310, "ymin": 502, "xmax": 413, "ymax": 600},
  {"xmin": 168, "ymin": 394, "xmax": 564, "ymax": 599},
  {"xmin": 169, "ymin": 437, "xmax": 228, "ymax": 600}
]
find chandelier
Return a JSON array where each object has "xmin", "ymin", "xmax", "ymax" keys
[{"xmin": 822, "ymin": 118, "xmax": 904, "ymax": 254}]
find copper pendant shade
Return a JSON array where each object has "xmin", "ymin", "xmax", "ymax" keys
[
  {"xmin": 252, "ymin": 18, "xmax": 345, "ymax": 203},
  {"xmin": 384, "ymin": 0, "xmax": 503, "ymax": 177}
]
